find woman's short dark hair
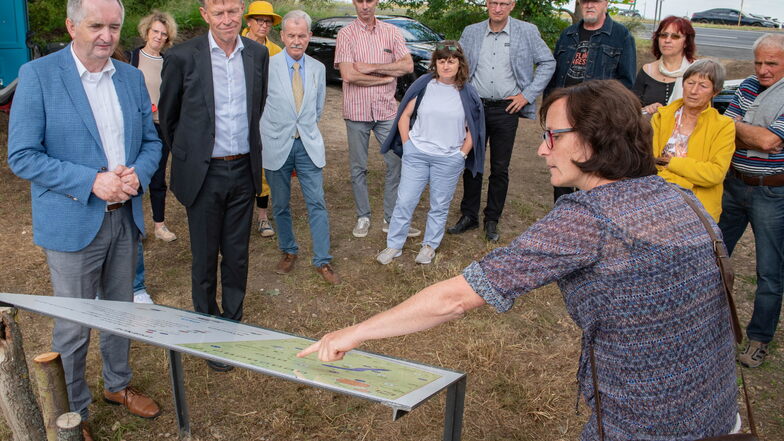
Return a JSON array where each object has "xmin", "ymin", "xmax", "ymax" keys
[
  {"xmin": 652, "ymin": 16, "xmax": 696, "ymax": 62},
  {"xmin": 540, "ymin": 80, "xmax": 657, "ymax": 181},
  {"xmin": 428, "ymin": 40, "xmax": 469, "ymax": 88}
]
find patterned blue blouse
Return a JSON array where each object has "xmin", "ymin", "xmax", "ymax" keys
[{"xmin": 463, "ymin": 176, "xmax": 737, "ymax": 440}]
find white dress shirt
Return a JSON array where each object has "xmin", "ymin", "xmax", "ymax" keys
[
  {"xmin": 70, "ymin": 45, "xmax": 125, "ymax": 172},
  {"xmin": 208, "ymin": 31, "xmax": 249, "ymax": 157}
]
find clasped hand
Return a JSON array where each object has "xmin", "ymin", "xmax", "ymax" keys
[{"xmin": 92, "ymin": 165, "xmax": 139, "ymax": 202}]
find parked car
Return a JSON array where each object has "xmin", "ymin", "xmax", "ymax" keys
[
  {"xmin": 307, "ymin": 15, "xmax": 443, "ymax": 100},
  {"xmin": 712, "ymin": 79, "xmax": 743, "ymax": 115},
  {"xmin": 691, "ymin": 8, "xmax": 777, "ymax": 27},
  {"xmin": 617, "ymin": 9, "xmax": 641, "ymax": 18}
]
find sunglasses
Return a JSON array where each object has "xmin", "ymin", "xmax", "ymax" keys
[
  {"xmin": 541, "ymin": 128, "xmax": 575, "ymax": 149},
  {"xmin": 657, "ymin": 32, "xmax": 683, "ymax": 40},
  {"xmin": 435, "ymin": 42, "xmax": 460, "ymax": 52}
]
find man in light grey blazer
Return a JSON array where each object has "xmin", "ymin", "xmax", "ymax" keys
[
  {"xmin": 447, "ymin": 0, "xmax": 555, "ymax": 242},
  {"xmin": 261, "ymin": 10, "xmax": 340, "ymax": 285}
]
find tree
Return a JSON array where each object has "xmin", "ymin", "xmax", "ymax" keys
[{"xmin": 385, "ymin": 0, "xmax": 570, "ymax": 47}]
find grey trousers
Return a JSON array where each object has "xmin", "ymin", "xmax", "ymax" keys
[
  {"xmin": 45, "ymin": 206, "xmax": 137, "ymax": 419},
  {"xmin": 345, "ymin": 119, "xmax": 401, "ymax": 222}
]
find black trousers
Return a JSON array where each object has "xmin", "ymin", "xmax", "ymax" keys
[
  {"xmin": 459, "ymin": 103, "xmax": 519, "ymax": 223},
  {"xmin": 150, "ymin": 123, "xmax": 171, "ymax": 223},
  {"xmin": 186, "ymin": 156, "xmax": 254, "ymax": 322}
]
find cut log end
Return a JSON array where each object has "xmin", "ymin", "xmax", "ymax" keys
[
  {"xmin": 34, "ymin": 352, "xmax": 60, "ymax": 363},
  {"xmin": 55, "ymin": 412, "xmax": 81, "ymax": 430}
]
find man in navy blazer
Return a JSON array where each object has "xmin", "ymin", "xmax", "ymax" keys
[
  {"xmin": 158, "ymin": 0, "xmax": 268, "ymax": 372},
  {"xmin": 7, "ymin": 0, "xmax": 162, "ymax": 438},
  {"xmin": 261, "ymin": 10, "xmax": 340, "ymax": 285}
]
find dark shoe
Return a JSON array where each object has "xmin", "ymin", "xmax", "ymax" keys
[
  {"xmin": 103, "ymin": 387, "xmax": 161, "ymax": 419},
  {"xmin": 485, "ymin": 221, "xmax": 499, "ymax": 242},
  {"xmin": 315, "ymin": 264, "xmax": 341, "ymax": 285},
  {"xmin": 447, "ymin": 216, "xmax": 478, "ymax": 235},
  {"xmin": 275, "ymin": 253, "xmax": 298, "ymax": 274},
  {"xmin": 206, "ymin": 359, "xmax": 235, "ymax": 372},
  {"xmin": 81, "ymin": 421, "xmax": 94, "ymax": 441}
]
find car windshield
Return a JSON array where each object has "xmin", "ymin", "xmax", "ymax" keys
[{"xmin": 384, "ymin": 19, "xmax": 440, "ymax": 42}]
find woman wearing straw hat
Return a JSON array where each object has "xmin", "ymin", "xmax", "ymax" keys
[{"xmin": 243, "ymin": 1, "xmax": 283, "ymax": 236}]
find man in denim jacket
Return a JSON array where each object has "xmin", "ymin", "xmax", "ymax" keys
[{"xmin": 546, "ymin": 0, "xmax": 636, "ymax": 201}]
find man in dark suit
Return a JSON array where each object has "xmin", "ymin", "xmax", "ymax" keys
[{"xmin": 159, "ymin": 0, "xmax": 268, "ymax": 372}]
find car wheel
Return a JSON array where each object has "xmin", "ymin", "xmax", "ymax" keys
[{"xmin": 697, "ymin": 18, "xmax": 710, "ymax": 24}]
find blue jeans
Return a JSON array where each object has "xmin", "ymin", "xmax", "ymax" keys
[
  {"xmin": 387, "ymin": 140, "xmax": 465, "ymax": 250},
  {"xmin": 718, "ymin": 175, "xmax": 784, "ymax": 343},
  {"xmin": 266, "ymin": 139, "xmax": 332, "ymax": 267},
  {"xmin": 133, "ymin": 240, "xmax": 145, "ymax": 293}
]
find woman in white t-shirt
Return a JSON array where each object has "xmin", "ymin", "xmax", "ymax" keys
[{"xmin": 377, "ymin": 41, "xmax": 485, "ymax": 265}]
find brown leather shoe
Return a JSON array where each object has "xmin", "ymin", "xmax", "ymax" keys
[
  {"xmin": 315, "ymin": 264, "xmax": 341, "ymax": 285},
  {"xmin": 275, "ymin": 253, "xmax": 297, "ymax": 274},
  {"xmin": 81, "ymin": 421, "xmax": 94, "ymax": 441},
  {"xmin": 103, "ymin": 387, "xmax": 161, "ymax": 419}
]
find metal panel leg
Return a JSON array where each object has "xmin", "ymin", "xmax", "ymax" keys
[
  {"xmin": 442, "ymin": 376, "xmax": 466, "ymax": 441},
  {"xmin": 168, "ymin": 350, "xmax": 190, "ymax": 438}
]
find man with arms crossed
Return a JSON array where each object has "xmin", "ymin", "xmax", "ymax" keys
[
  {"xmin": 719, "ymin": 33, "xmax": 784, "ymax": 368},
  {"xmin": 261, "ymin": 10, "xmax": 341, "ymax": 285},
  {"xmin": 8, "ymin": 0, "xmax": 162, "ymax": 438},
  {"xmin": 159, "ymin": 0, "xmax": 268, "ymax": 372},
  {"xmin": 448, "ymin": 0, "xmax": 555, "ymax": 241},
  {"xmin": 337, "ymin": 0, "xmax": 420, "ymax": 238},
  {"xmin": 545, "ymin": 0, "xmax": 636, "ymax": 201}
]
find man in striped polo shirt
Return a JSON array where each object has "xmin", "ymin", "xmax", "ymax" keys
[
  {"xmin": 719, "ymin": 33, "xmax": 784, "ymax": 368},
  {"xmin": 336, "ymin": 0, "xmax": 420, "ymax": 239}
]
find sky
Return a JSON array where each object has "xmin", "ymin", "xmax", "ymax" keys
[{"xmin": 565, "ymin": 0, "xmax": 784, "ymax": 21}]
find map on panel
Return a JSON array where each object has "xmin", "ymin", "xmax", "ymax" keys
[{"xmin": 180, "ymin": 338, "xmax": 441, "ymax": 399}]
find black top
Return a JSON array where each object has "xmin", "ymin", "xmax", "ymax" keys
[
  {"xmin": 563, "ymin": 27, "xmax": 598, "ymax": 88},
  {"xmin": 632, "ymin": 67, "xmax": 675, "ymax": 107}
]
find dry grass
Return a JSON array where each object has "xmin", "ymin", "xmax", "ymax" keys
[{"xmin": 0, "ymin": 77, "xmax": 781, "ymax": 440}]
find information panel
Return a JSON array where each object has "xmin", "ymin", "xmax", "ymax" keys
[{"xmin": 0, "ymin": 293, "xmax": 464, "ymax": 411}]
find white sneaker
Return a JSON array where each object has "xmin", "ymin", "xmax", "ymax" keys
[
  {"xmin": 382, "ymin": 219, "xmax": 422, "ymax": 237},
  {"xmin": 133, "ymin": 290, "xmax": 154, "ymax": 304},
  {"xmin": 415, "ymin": 245, "xmax": 436, "ymax": 264},
  {"xmin": 353, "ymin": 217, "xmax": 371, "ymax": 238},
  {"xmin": 154, "ymin": 225, "xmax": 177, "ymax": 242},
  {"xmin": 376, "ymin": 248, "xmax": 402, "ymax": 265}
]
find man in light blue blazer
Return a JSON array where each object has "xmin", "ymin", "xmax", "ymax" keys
[
  {"xmin": 7, "ymin": 0, "xmax": 162, "ymax": 436},
  {"xmin": 261, "ymin": 10, "xmax": 340, "ymax": 285}
]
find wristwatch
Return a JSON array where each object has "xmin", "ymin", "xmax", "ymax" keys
[{"xmin": 460, "ymin": 151, "xmax": 468, "ymax": 160}]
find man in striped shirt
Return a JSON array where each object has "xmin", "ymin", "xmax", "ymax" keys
[
  {"xmin": 719, "ymin": 33, "xmax": 784, "ymax": 368},
  {"xmin": 336, "ymin": 0, "xmax": 419, "ymax": 238}
]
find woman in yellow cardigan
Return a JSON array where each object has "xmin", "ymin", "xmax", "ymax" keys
[{"xmin": 652, "ymin": 59, "xmax": 735, "ymax": 221}]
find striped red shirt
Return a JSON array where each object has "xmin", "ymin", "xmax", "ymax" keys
[{"xmin": 335, "ymin": 18, "xmax": 409, "ymax": 121}]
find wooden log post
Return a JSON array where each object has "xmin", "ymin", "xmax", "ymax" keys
[
  {"xmin": 55, "ymin": 412, "xmax": 83, "ymax": 441},
  {"xmin": 32, "ymin": 353, "xmax": 70, "ymax": 441},
  {"xmin": 0, "ymin": 307, "xmax": 47, "ymax": 441}
]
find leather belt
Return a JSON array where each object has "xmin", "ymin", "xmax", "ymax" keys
[
  {"xmin": 481, "ymin": 98, "xmax": 511, "ymax": 107},
  {"xmin": 106, "ymin": 202, "xmax": 125, "ymax": 212},
  {"xmin": 730, "ymin": 168, "xmax": 784, "ymax": 187},
  {"xmin": 212, "ymin": 153, "xmax": 249, "ymax": 161}
]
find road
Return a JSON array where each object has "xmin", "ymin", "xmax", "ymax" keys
[{"xmin": 639, "ymin": 24, "xmax": 773, "ymax": 60}]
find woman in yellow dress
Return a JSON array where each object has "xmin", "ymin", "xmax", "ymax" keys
[{"xmin": 243, "ymin": 1, "xmax": 283, "ymax": 235}]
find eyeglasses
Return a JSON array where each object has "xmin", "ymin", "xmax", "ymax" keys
[
  {"xmin": 542, "ymin": 128, "xmax": 575, "ymax": 149},
  {"xmin": 657, "ymin": 32, "xmax": 683, "ymax": 40},
  {"xmin": 488, "ymin": 1, "xmax": 513, "ymax": 9},
  {"xmin": 435, "ymin": 42, "xmax": 459, "ymax": 52},
  {"xmin": 250, "ymin": 17, "xmax": 274, "ymax": 26}
]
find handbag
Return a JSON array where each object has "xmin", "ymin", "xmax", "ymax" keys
[{"xmin": 588, "ymin": 185, "xmax": 760, "ymax": 441}]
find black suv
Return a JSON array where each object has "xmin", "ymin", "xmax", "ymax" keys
[
  {"xmin": 307, "ymin": 15, "xmax": 443, "ymax": 100},
  {"xmin": 691, "ymin": 8, "xmax": 777, "ymax": 27}
]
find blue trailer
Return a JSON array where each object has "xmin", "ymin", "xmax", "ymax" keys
[{"xmin": 0, "ymin": 0, "xmax": 31, "ymax": 106}]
